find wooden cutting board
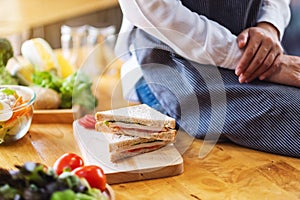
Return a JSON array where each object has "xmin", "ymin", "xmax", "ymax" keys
[
  {"xmin": 73, "ymin": 120, "xmax": 184, "ymax": 184},
  {"xmin": 32, "ymin": 105, "xmax": 80, "ymax": 124}
]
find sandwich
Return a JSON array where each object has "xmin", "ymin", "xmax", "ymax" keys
[
  {"xmin": 95, "ymin": 104, "xmax": 177, "ymax": 141},
  {"xmin": 104, "ymin": 133, "xmax": 172, "ymax": 162},
  {"xmin": 94, "ymin": 104, "xmax": 177, "ymax": 162}
]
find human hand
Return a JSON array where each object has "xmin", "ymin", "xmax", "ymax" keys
[
  {"xmin": 267, "ymin": 54, "xmax": 300, "ymax": 88},
  {"xmin": 235, "ymin": 22, "xmax": 283, "ymax": 83}
]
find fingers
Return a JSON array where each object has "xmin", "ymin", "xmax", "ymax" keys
[
  {"xmin": 261, "ymin": 54, "xmax": 285, "ymax": 80},
  {"xmin": 239, "ymin": 41, "xmax": 272, "ymax": 83},
  {"xmin": 235, "ymin": 34, "xmax": 262, "ymax": 77},
  {"xmin": 235, "ymin": 26, "xmax": 283, "ymax": 83},
  {"xmin": 240, "ymin": 48, "xmax": 281, "ymax": 83},
  {"xmin": 237, "ymin": 29, "xmax": 249, "ymax": 49},
  {"xmin": 247, "ymin": 53, "xmax": 277, "ymax": 82},
  {"xmin": 258, "ymin": 53, "xmax": 280, "ymax": 81}
]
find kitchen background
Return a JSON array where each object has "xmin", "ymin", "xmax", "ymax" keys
[{"xmin": 282, "ymin": 0, "xmax": 300, "ymax": 56}]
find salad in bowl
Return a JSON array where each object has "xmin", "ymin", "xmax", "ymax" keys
[{"xmin": 0, "ymin": 85, "xmax": 36, "ymax": 144}]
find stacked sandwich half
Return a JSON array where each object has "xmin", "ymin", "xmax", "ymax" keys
[{"xmin": 95, "ymin": 104, "xmax": 177, "ymax": 162}]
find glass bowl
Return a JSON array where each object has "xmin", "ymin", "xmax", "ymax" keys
[{"xmin": 0, "ymin": 85, "xmax": 36, "ymax": 144}]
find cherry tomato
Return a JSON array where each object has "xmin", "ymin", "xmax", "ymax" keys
[
  {"xmin": 72, "ymin": 165, "xmax": 107, "ymax": 192},
  {"xmin": 53, "ymin": 153, "xmax": 84, "ymax": 175}
]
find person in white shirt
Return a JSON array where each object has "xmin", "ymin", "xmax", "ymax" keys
[
  {"xmin": 116, "ymin": 0, "xmax": 291, "ymax": 88},
  {"xmin": 115, "ymin": 0, "xmax": 300, "ymax": 158}
]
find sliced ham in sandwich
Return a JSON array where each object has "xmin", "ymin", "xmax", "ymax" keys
[{"xmin": 103, "ymin": 133, "xmax": 173, "ymax": 162}]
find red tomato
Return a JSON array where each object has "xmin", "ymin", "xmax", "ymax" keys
[
  {"xmin": 72, "ymin": 165, "xmax": 107, "ymax": 192},
  {"xmin": 53, "ymin": 153, "xmax": 84, "ymax": 175}
]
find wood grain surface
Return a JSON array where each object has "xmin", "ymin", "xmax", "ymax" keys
[
  {"xmin": 1, "ymin": 45, "xmax": 300, "ymax": 199},
  {"xmin": 114, "ymin": 140, "xmax": 300, "ymax": 200},
  {"xmin": 0, "ymin": 123, "xmax": 299, "ymax": 199}
]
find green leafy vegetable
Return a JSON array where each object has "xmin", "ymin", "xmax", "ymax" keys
[
  {"xmin": 50, "ymin": 189, "xmax": 76, "ymax": 200},
  {"xmin": 0, "ymin": 162, "xmax": 108, "ymax": 200},
  {"xmin": 59, "ymin": 71, "xmax": 98, "ymax": 111},
  {"xmin": 0, "ymin": 38, "xmax": 14, "ymax": 68},
  {"xmin": 32, "ymin": 70, "xmax": 97, "ymax": 111},
  {"xmin": 32, "ymin": 70, "xmax": 63, "ymax": 91},
  {"xmin": 0, "ymin": 68, "xmax": 18, "ymax": 85},
  {"xmin": 104, "ymin": 121, "xmax": 110, "ymax": 127},
  {"xmin": 0, "ymin": 38, "xmax": 18, "ymax": 85},
  {"xmin": 51, "ymin": 189, "xmax": 107, "ymax": 200},
  {"xmin": 0, "ymin": 88, "xmax": 17, "ymax": 96}
]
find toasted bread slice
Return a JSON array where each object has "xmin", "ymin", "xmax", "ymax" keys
[{"xmin": 95, "ymin": 104, "xmax": 176, "ymax": 129}]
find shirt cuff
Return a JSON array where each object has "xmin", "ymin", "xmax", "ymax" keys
[
  {"xmin": 257, "ymin": 1, "xmax": 291, "ymax": 41},
  {"xmin": 222, "ymin": 42, "xmax": 242, "ymax": 70}
]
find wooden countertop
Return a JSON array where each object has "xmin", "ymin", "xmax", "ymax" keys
[
  {"xmin": 1, "ymin": 47, "xmax": 300, "ymax": 199},
  {"xmin": 0, "ymin": 0, "xmax": 119, "ymax": 36},
  {"xmin": 1, "ymin": 123, "xmax": 300, "ymax": 199}
]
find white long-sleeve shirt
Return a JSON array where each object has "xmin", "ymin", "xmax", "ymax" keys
[{"xmin": 115, "ymin": 0, "xmax": 291, "ymax": 100}]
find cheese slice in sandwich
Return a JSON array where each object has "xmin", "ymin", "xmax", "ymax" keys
[
  {"xmin": 103, "ymin": 133, "xmax": 173, "ymax": 162},
  {"xmin": 95, "ymin": 104, "xmax": 177, "ymax": 141}
]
